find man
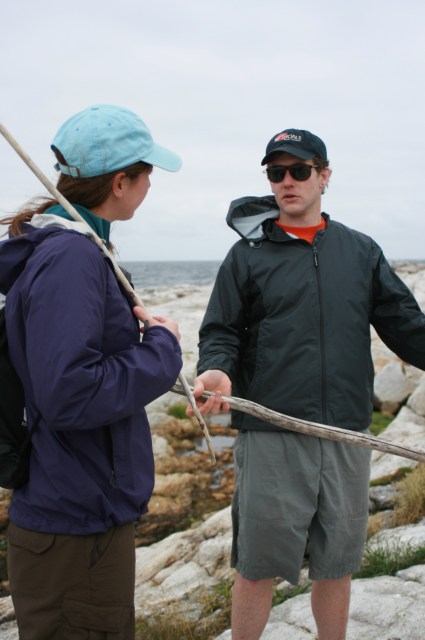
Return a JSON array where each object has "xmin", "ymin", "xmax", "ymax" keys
[{"xmin": 189, "ymin": 129, "xmax": 425, "ymax": 640}]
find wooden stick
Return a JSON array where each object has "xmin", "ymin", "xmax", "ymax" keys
[
  {"xmin": 171, "ymin": 382, "xmax": 425, "ymax": 463},
  {"xmin": 0, "ymin": 122, "xmax": 216, "ymax": 464}
]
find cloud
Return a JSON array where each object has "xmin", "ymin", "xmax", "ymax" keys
[{"xmin": 1, "ymin": 0, "xmax": 424, "ymax": 261}]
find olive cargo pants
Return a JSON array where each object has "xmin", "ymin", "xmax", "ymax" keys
[{"xmin": 7, "ymin": 521, "xmax": 136, "ymax": 639}]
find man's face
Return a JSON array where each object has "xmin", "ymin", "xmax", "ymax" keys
[{"xmin": 267, "ymin": 152, "xmax": 330, "ymax": 225}]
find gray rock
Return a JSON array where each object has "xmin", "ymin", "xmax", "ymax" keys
[
  {"xmin": 367, "ymin": 517, "xmax": 425, "ymax": 551},
  {"xmin": 215, "ymin": 566, "xmax": 425, "ymax": 640},
  {"xmin": 2, "ymin": 268, "xmax": 425, "ymax": 639},
  {"xmin": 0, "ymin": 620, "xmax": 18, "ymax": 640},
  {"xmin": 374, "ymin": 361, "xmax": 417, "ymax": 413},
  {"xmin": 0, "ymin": 595, "xmax": 14, "ymax": 623},
  {"xmin": 407, "ymin": 374, "xmax": 425, "ymax": 417},
  {"xmin": 370, "ymin": 406, "xmax": 425, "ymax": 482},
  {"xmin": 369, "ymin": 484, "xmax": 398, "ymax": 511}
]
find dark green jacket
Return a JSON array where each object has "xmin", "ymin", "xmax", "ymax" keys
[{"xmin": 198, "ymin": 196, "xmax": 425, "ymax": 432}]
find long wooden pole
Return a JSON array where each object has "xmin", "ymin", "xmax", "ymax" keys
[
  {"xmin": 0, "ymin": 123, "xmax": 216, "ymax": 464},
  {"xmin": 171, "ymin": 382, "xmax": 425, "ymax": 463}
]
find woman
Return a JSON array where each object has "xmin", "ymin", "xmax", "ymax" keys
[{"xmin": 0, "ymin": 104, "xmax": 183, "ymax": 639}]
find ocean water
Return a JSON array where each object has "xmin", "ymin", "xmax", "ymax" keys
[
  {"xmin": 0, "ymin": 261, "xmax": 221, "ymax": 307},
  {"xmin": 121, "ymin": 260, "xmax": 221, "ymax": 290}
]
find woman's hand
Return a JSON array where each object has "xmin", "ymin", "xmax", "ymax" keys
[{"xmin": 133, "ymin": 305, "xmax": 181, "ymax": 342}]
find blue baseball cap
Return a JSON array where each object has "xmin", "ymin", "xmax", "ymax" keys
[
  {"xmin": 51, "ymin": 104, "xmax": 182, "ymax": 177},
  {"xmin": 261, "ymin": 128, "xmax": 327, "ymax": 165}
]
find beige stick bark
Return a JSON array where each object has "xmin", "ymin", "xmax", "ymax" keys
[
  {"xmin": 171, "ymin": 382, "xmax": 425, "ymax": 463},
  {"xmin": 0, "ymin": 122, "xmax": 216, "ymax": 464}
]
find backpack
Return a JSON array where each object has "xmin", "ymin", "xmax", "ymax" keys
[{"xmin": 0, "ymin": 305, "xmax": 40, "ymax": 489}]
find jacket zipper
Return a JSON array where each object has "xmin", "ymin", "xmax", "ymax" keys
[
  {"xmin": 313, "ymin": 246, "xmax": 328, "ymax": 424},
  {"xmin": 107, "ymin": 427, "xmax": 117, "ymax": 487},
  {"xmin": 109, "ymin": 469, "xmax": 117, "ymax": 487}
]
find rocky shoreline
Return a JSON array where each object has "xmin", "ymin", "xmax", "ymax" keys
[{"xmin": 1, "ymin": 261, "xmax": 425, "ymax": 639}]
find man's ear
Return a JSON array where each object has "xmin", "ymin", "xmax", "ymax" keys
[
  {"xmin": 320, "ymin": 167, "xmax": 332, "ymax": 192},
  {"xmin": 111, "ymin": 172, "xmax": 128, "ymax": 198}
]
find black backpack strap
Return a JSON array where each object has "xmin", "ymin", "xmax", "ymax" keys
[{"xmin": 8, "ymin": 412, "xmax": 42, "ymax": 490}]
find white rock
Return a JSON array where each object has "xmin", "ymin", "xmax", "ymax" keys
[
  {"xmin": 0, "ymin": 621, "xmax": 19, "ymax": 640},
  {"xmin": 370, "ymin": 406, "xmax": 425, "ymax": 481},
  {"xmin": 135, "ymin": 529, "xmax": 198, "ymax": 584},
  {"xmin": 373, "ymin": 361, "xmax": 417, "ymax": 412},
  {"xmin": 3, "ymin": 267, "xmax": 425, "ymax": 640},
  {"xmin": 0, "ymin": 595, "xmax": 14, "ymax": 622},
  {"xmin": 196, "ymin": 534, "xmax": 233, "ymax": 576},
  {"xmin": 397, "ymin": 563, "xmax": 425, "ymax": 584},
  {"xmin": 215, "ymin": 565, "xmax": 425, "ymax": 640},
  {"xmin": 199, "ymin": 505, "xmax": 232, "ymax": 538},
  {"xmin": 407, "ymin": 373, "xmax": 425, "ymax": 417},
  {"xmin": 134, "ymin": 561, "xmax": 216, "ymax": 620},
  {"xmin": 152, "ymin": 559, "xmax": 186, "ymax": 584},
  {"xmin": 151, "ymin": 434, "xmax": 169, "ymax": 456},
  {"xmin": 159, "ymin": 560, "xmax": 215, "ymax": 596},
  {"xmin": 367, "ymin": 517, "xmax": 425, "ymax": 550},
  {"xmin": 347, "ymin": 575, "xmax": 425, "ymax": 639},
  {"xmin": 154, "ymin": 472, "xmax": 194, "ymax": 495}
]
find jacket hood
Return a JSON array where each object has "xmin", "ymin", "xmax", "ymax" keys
[
  {"xmin": 0, "ymin": 226, "xmax": 63, "ymax": 295},
  {"xmin": 0, "ymin": 205, "xmax": 108, "ymax": 296},
  {"xmin": 226, "ymin": 195, "xmax": 279, "ymax": 242}
]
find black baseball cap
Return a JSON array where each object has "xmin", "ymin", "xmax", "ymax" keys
[{"xmin": 261, "ymin": 128, "xmax": 327, "ymax": 165}]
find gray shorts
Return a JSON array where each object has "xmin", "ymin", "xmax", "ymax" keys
[{"xmin": 231, "ymin": 430, "xmax": 371, "ymax": 584}]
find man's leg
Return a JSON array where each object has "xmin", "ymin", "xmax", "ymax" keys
[
  {"xmin": 231, "ymin": 572, "xmax": 274, "ymax": 640},
  {"xmin": 311, "ymin": 574, "xmax": 351, "ymax": 640}
]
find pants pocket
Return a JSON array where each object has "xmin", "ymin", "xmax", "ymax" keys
[
  {"xmin": 7, "ymin": 522, "xmax": 56, "ymax": 594},
  {"xmin": 7, "ymin": 521, "xmax": 55, "ymax": 554},
  {"xmin": 62, "ymin": 599, "xmax": 134, "ymax": 639}
]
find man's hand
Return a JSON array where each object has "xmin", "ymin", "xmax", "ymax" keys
[
  {"xmin": 187, "ymin": 369, "xmax": 232, "ymax": 416},
  {"xmin": 133, "ymin": 305, "xmax": 181, "ymax": 342}
]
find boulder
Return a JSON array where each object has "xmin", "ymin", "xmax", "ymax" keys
[
  {"xmin": 2, "ymin": 265, "xmax": 425, "ymax": 639},
  {"xmin": 215, "ymin": 564, "xmax": 425, "ymax": 640},
  {"xmin": 373, "ymin": 361, "xmax": 418, "ymax": 414},
  {"xmin": 370, "ymin": 406, "xmax": 425, "ymax": 482},
  {"xmin": 407, "ymin": 373, "xmax": 425, "ymax": 417}
]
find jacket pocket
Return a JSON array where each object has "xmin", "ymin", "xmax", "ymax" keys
[{"xmin": 63, "ymin": 599, "xmax": 134, "ymax": 639}]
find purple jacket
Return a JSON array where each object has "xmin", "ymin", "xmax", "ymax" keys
[{"xmin": 0, "ymin": 224, "xmax": 182, "ymax": 534}]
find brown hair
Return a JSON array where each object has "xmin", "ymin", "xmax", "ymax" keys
[
  {"xmin": 313, "ymin": 155, "xmax": 331, "ymax": 194},
  {"xmin": 313, "ymin": 155, "xmax": 330, "ymax": 172},
  {"xmin": 1, "ymin": 149, "xmax": 152, "ymax": 238}
]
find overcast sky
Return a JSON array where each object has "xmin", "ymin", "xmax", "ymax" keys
[{"xmin": 1, "ymin": 0, "xmax": 424, "ymax": 262}]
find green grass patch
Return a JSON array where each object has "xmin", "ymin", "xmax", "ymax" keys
[
  {"xmin": 134, "ymin": 576, "xmax": 314, "ymax": 639},
  {"xmin": 207, "ymin": 577, "xmax": 233, "ymax": 611},
  {"xmin": 167, "ymin": 402, "xmax": 188, "ymax": 419},
  {"xmin": 369, "ymin": 467, "xmax": 412, "ymax": 487},
  {"xmin": 134, "ymin": 578, "xmax": 234, "ymax": 640},
  {"xmin": 394, "ymin": 463, "xmax": 425, "ymax": 525},
  {"xmin": 369, "ymin": 411, "xmax": 393, "ymax": 436},
  {"xmin": 272, "ymin": 582, "xmax": 311, "ymax": 607},
  {"xmin": 354, "ymin": 540, "xmax": 425, "ymax": 579},
  {"xmin": 136, "ymin": 616, "xmax": 200, "ymax": 639}
]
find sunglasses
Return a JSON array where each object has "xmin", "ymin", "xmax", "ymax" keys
[{"xmin": 264, "ymin": 164, "xmax": 318, "ymax": 183}]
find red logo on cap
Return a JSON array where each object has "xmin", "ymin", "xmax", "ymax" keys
[{"xmin": 274, "ymin": 133, "xmax": 289, "ymax": 142}]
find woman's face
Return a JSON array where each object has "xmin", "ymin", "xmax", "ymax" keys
[
  {"xmin": 116, "ymin": 170, "xmax": 152, "ymax": 221},
  {"xmin": 91, "ymin": 168, "xmax": 153, "ymax": 223}
]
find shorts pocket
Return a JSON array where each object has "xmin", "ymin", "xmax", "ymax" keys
[
  {"xmin": 63, "ymin": 599, "xmax": 134, "ymax": 639},
  {"xmin": 233, "ymin": 432, "xmax": 246, "ymax": 472}
]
